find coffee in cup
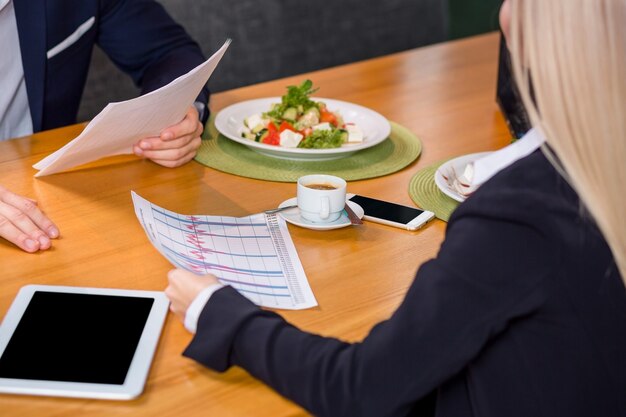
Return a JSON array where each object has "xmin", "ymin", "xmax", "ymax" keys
[
  {"xmin": 297, "ymin": 175, "xmax": 347, "ymax": 223},
  {"xmin": 305, "ymin": 183, "xmax": 338, "ymax": 191}
]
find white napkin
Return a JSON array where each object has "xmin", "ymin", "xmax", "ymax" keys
[{"xmin": 453, "ymin": 128, "xmax": 545, "ymax": 197}]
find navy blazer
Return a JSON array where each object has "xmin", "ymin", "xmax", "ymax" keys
[
  {"xmin": 184, "ymin": 151, "xmax": 626, "ymax": 417},
  {"xmin": 14, "ymin": 0, "xmax": 209, "ymax": 132}
]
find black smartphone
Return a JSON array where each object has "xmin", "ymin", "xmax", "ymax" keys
[{"xmin": 347, "ymin": 194, "xmax": 434, "ymax": 231}]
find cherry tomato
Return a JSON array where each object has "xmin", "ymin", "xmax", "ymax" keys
[
  {"xmin": 279, "ymin": 121, "xmax": 296, "ymax": 132},
  {"xmin": 263, "ymin": 122, "xmax": 280, "ymax": 146},
  {"xmin": 320, "ymin": 110, "xmax": 338, "ymax": 126}
]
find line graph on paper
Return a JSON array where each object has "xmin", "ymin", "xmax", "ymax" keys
[{"xmin": 131, "ymin": 192, "xmax": 317, "ymax": 310}]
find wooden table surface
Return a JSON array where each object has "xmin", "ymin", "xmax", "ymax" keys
[{"xmin": 0, "ymin": 32, "xmax": 510, "ymax": 416}]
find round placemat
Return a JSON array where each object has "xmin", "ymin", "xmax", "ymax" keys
[
  {"xmin": 408, "ymin": 160, "xmax": 460, "ymax": 222},
  {"xmin": 195, "ymin": 119, "xmax": 422, "ymax": 182}
]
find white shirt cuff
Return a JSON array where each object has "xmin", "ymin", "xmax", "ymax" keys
[{"xmin": 183, "ymin": 283, "xmax": 225, "ymax": 333}]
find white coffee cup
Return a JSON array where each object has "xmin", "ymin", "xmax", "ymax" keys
[{"xmin": 297, "ymin": 174, "xmax": 347, "ymax": 223}]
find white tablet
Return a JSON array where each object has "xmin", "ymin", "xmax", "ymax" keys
[{"xmin": 0, "ymin": 285, "xmax": 169, "ymax": 400}]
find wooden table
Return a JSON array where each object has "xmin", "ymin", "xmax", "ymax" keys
[{"xmin": 0, "ymin": 32, "xmax": 510, "ymax": 416}]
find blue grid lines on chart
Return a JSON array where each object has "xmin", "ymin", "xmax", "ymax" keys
[{"xmin": 151, "ymin": 206, "xmax": 294, "ymax": 306}]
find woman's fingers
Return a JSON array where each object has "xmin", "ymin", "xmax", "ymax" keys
[{"xmin": 165, "ymin": 270, "xmax": 219, "ymax": 319}]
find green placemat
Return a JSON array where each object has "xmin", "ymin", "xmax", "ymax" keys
[
  {"xmin": 409, "ymin": 160, "xmax": 460, "ymax": 222},
  {"xmin": 195, "ymin": 119, "xmax": 422, "ymax": 182}
]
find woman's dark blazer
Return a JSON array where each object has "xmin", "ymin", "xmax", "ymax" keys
[{"xmin": 185, "ymin": 151, "xmax": 626, "ymax": 417}]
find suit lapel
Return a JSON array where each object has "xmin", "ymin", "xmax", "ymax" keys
[{"xmin": 14, "ymin": 0, "xmax": 47, "ymax": 132}]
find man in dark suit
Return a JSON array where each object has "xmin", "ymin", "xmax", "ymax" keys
[
  {"xmin": 0, "ymin": 0, "xmax": 210, "ymax": 253},
  {"xmin": 9, "ymin": 0, "xmax": 210, "ymax": 164}
]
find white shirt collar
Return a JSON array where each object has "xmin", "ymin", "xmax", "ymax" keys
[
  {"xmin": 453, "ymin": 128, "xmax": 546, "ymax": 197},
  {"xmin": 471, "ymin": 128, "xmax": 545, "ymax": 185}
]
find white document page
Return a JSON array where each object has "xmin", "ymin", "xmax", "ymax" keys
[
  {"xmin": 33, "ymin": 40, "xmax": 231, "ymax": 177},
  {"xmin": 131, "ymin": 192, "xmax": 318, "ymax": 310}
]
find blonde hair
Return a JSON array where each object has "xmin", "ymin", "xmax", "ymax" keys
[{"xmin": 509, "ymin": 0, "xmax": 626, "ymax": 285}]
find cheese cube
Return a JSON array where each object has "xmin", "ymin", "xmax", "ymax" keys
[
  {"xmin": 244, "ymin": 114, "xmax": 264, "ymax": 131},
  {"xmin": 346, "ymin": 124, "xmax": 364, "ymax": 143},
  {"xmin": 312, "ymin": 122, "xmax": 332, "ymax": 131},
  {"xmin": 279, "ymin": 130, "xmax": 303, "ymax": 148}
]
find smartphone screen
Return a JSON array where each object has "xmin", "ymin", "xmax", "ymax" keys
[{"xmin": 348, "ymin": 195, "xmax": 426, "ymax": 225}]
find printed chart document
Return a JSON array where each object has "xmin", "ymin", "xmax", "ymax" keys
[
  {"xmin": 131, "ymin": 192, "xmax": 317, "ymax": 310},
  {"xmin": 33, "ymin": 40, "xmax": 231, "ymax": 177}
]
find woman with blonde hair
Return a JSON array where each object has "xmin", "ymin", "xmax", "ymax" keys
[{"xmin": 165, "ymin": 1, "xmax": 626, "ymax": 415}]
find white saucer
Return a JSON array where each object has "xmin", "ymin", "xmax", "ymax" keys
[
  {"xmin": 434, "ymin": 152, "xmax": 492, "ymax": 202},
  {"xmin": 276, "ymin": 198, "xmax": 364, "ymax": 230}
]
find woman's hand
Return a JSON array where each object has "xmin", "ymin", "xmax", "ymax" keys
[
  {"xmin": 0, "ymin": 185, "xmax": 59, "ymax": 252},
  {"xmin": 133, "ymin": 105, "xmax": 204, "ymax": 168},
  {"xmin": 165, "ymin": 269, "xmax": 219, "ymax": 320}
]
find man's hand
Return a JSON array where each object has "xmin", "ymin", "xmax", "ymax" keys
[
  {"xmin": 0, "ymin": 185, "xmax": 59, "ymax": 253},
  {"xmin": 165, "ymin": 269, "xmax": 219, "ymax": 320},
  {"xmin": 133, "ymin": 105, "xmax": 204, "ymax": 168}
]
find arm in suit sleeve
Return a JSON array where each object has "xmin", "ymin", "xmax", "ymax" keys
[
  {"xmin": 96, "ymin": 0, "xmax": 209, "ymax": 109},
  {"xmin": 183, "ymin": 203, "xmax": 558, "ymax": 417}
]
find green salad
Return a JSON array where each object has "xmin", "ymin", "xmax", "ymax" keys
[{"xmin": 241, "ymin": 80, "xmax": 363, "ymax": 149}]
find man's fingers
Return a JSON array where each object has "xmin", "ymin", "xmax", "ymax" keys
[
  {"xmin": 0, "ymin": 187, "xmax": 58, "ymax": 252},
  {"xmin": 160, "ymin": 106, "xmax": 200, "ymax": 141},
  {"xmin": 0, "ymin": 215, "xmax": 41, "ymax": 253},
  {"xmin": 0, "ymin": 202, "xmax": 52, "ymax": 249},
  {"xmin": 140, "ymin": 137, "xmax": 202, "ymax": 167},
  {"xmin": 136, "ymin": 118, "xmax": 203, "ymax": 152},
  {"xmin": 149, "ymin": 149, "xmax": 198, "ymax": 168},
  {"xmin": 133, "ymin": 108, "xmax": 203, "ymax": 167},
  {"xmin": 136, "ymin": 135, "xmax": 193, "ymax": 152},
  {"xmin": 1, "ymin": 191, "xmax": 59, "ymax": 238}
]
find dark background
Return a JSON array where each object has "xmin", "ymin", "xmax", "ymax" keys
[
  {"xmin": 78, "ymin": 0, "xmax": 506, "ymax": 121},
  {"xmin": 448, "ymin": 0, "xmax": 503, "ymax": 40}
]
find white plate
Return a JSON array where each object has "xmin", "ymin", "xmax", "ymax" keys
[
  {"xmin": 434, "ymin": 152, "xmax": 492, "ymax": 202},
  {"xmin": 214, "ymin": 98, "xmax": 391, "ymax": 161},
  {"xmin": 276, "ymin": 198, "xmax": 364, "ymax": 230}
]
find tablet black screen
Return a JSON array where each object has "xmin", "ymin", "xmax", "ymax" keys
[{"xmin": 0, "ymin": 292, "xmax": 154, "ymax": 385}]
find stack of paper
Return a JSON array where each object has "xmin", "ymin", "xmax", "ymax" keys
[{"xmin": 33, "ymin": 40, "xmax": 231, "ymax": 177}]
